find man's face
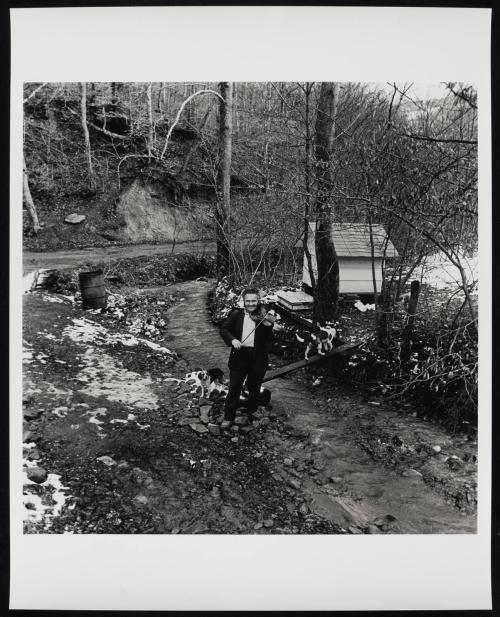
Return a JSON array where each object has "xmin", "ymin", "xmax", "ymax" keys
[{"xmin": 243, "ymin": 293, "xmax": 259, "ymax": 313}]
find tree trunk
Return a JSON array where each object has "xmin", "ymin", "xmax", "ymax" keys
[
  {"xmin": 216, "ymin": 81, "xmax": 233, "ymax": 279},
  {"xmin": 146, "ymin": 82, "xmax": 154, "ymax": 159},
  {"xmin": 23, "ymin": 155, "xmax": 41, "ymax": 233},
  {"xmin": 80, "ymin": 83, "xmax": 95, "ymax": 191},
  {"xmin": 368, "ymin": 215, "xmax": 381, "ymax": 336},
  {"xmin": 178, "ymin": 103, "xmax": 213, "ymax": 179},
  {"xmin": 186, "ymin": 83, "xmax": 194, "ymax": 125},
  {"xmin": 313, "ymin": 82, "xmax": 339, "ymax": 324},
  {"xmin": 303, "ymin": 82, "xmax": 316, "ymax": 290},
  {"xmin": 233, "ymin": 82, "xmax": 239, "ymax": 133},
  {"xmin": 262, "ymin": 83, "xmax": 272, "ymax": 191},
  {"xmin": 157, "ymin": 82, "xmax": 164, "ymax": 112}
]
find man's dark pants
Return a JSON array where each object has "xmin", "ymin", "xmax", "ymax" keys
[{"xmin": 223, "ymin": 348, "xmax": 266, "ymax": 422}]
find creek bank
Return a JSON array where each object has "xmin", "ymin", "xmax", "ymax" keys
[
  {"xmin": 169, "ymin": 281, "xmax": 476, "ymax": 532},
  {"xmin": 21, "ymin": 278, "xmax": 477, "ymax": 534}
]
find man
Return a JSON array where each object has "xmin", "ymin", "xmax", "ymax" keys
[{"xmin": 219, "ymin": 287, "xmax": 275, "ymax": 429}]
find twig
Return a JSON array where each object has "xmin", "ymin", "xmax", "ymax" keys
[{"xmin": 24, "ymin": 83, "xmax": 48, "ymax": 104}]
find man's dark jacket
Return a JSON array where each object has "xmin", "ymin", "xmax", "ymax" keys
[{"xmin": 220, "ymin": 307, "xmax": 274, "ymax": 371}]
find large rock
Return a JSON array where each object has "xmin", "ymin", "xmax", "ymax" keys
[
  {"xmin": 23, "ymin": 408, "xmax": 43, "ymax": 420},
  {"xmin": 64, "ymin": 213, "xmax": 86, "ymax": 224},
  {"xmin": 366, "ymin": 524, "xmax": 382, "ymax": 534},
  {"xmin": 27, "ymin": 448, "xmax": 41, "ymax": 461},
  {"xmin": 189, "ymin": 423, "xmax": 209, "ymax": 434},
  {"xmin": 288, "ymin": 478, "xmax": 301, "ymax": 491},
  {"xmin": 348, "ymin": 525, "xmax": 363, "ymax": 534},
  {"xmin": 199, "ymin": 405, "xmax": 211, "ymax": 424},
  {"xmin": 207, "ymin": 423, "xmax": 221, "ymax": 436},
  {"xmin": 27, "ymin": 467, "xmax": 47, "ymax": 484},
  {"xmin": 402, "ymin": 468, "xmax": 423, "ymax": 478},
  {"xmin": 299, "ymin": 503, "xmax": 309, "ymax": 515},
  {"xmin": 329, "ymin": 475, "xmax": 343, "ymax": 484},
  {"xmin": 178, "ymin": 417, "xmax": 199, "ymax": 426},
  {"xmin": 116, "ymin": 178, "xmax": 206, "ymax": 243}
]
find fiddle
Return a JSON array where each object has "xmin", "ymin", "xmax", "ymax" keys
[{"xmin": 249, "ymin": 305, "xmax": 276, "ymax": 326}]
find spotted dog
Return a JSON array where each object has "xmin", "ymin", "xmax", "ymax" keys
[
  {"xmin": 296, "ymin": 325, "xmax": 337, "ymax": 360},
  {"xmin": 185, "ymin": 368, "xmax": 226, "ymax": 398}
]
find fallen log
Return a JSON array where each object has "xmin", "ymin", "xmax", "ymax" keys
[{"xmin": 262, "ymin": 341, "xmax": 360, "ymax": 383}]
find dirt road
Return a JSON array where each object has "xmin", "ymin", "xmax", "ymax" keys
[{"xmin": 23, "ymin": 240, "xmax": 215, "ymax": 274}]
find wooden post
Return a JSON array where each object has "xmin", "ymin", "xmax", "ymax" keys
[{"xmin": 401, "ymin": 280, "xmax": 420, "ymax": 363}]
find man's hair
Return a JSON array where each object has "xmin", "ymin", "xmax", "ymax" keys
[{"xmin": 242, "ymin": 287, "xmax": 260, "ymax": 298}]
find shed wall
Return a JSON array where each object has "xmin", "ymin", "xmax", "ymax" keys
[{"xmin": 303, "ymin": 254, "xmax": 383, "ymax": 294}]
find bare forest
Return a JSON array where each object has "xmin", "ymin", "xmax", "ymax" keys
[{"xmin": 22, "ymin": 82, "xmax": 478, "ymax": 535}]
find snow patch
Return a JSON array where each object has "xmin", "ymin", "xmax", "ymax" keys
[
  {"xmin": 76, "ymin": 348, "xmax": 159, "ymax": 410},
  {"xmin": 23, "ymin": 350, "xmax": 33, "ymax": 363},
  {"xmin": 52, "ymin": 406, "xmax": 68, "ymax": 418},
  {"xmin": 63, "ymin": 316, "xmax": 173, "ymax": 354},
  {"xmin": 23, "ymin": 454, "xmax": 70, "ymax": 528},
  {"xmin": 83, "ymin": 407, "xmax": 107, "ymax": 428},
  {"xmin": 354, "ymin": 300, "xmax": 375, "ymax": 312},
  {"xmin": 42, "ymin": 294, "xmax": 64, "ymax": 304},
  {"xmin": 418, "ymin": 251, "xmax": 478, "ymax": 291}
]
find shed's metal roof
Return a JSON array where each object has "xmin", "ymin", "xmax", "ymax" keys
[{"xmin": 295, "ymin": 222, "xmax": 398, "ymax": 258}]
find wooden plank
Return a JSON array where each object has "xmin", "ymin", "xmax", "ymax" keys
[{"xmin": 262, "ymin": 341, "xmax": 359, "ymax": 383}]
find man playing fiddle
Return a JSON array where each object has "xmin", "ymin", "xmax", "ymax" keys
[{"xmin": 219, "ymin": 287, "xmax": 276, "ymax": 429}]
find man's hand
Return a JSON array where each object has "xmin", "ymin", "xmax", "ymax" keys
[
  {"xmin": 263, "ymin": 310, "xmax": 276, "ymax": 327},
  {"xmin": 232, "ymin": 339, "xmax": 242, "ymax": 350}
]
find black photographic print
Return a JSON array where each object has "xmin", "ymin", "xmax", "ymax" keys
[{"xmin": 10, "ymin": 5, "xmax": 493, "ymax": 612}]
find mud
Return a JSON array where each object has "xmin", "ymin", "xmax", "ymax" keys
[
  {"xmin": 21, "ymin": 281, "xmax": 476, "ymax": 534},
  {"xmin": 165, "ymin": 281, "xmax": 477, "ymax": 534}
]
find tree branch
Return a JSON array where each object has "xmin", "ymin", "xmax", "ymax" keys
[
  {"xmin": 65, "ymin": 105, "xmax": 128, "ymax": 140},
  {"xmin": 160, "ymin": 89, "xmax": 224, "ymax": 160},
  {"xmin": 23, "ymin": 83, "xmax": 48, "ymax": 104},
  {"xmin": 400, "ymin": 132, "xmax": 477, "ymax": 146}
]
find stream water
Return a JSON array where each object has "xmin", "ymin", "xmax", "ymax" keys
[{"xmin": 166, "ymin": 280, "xmax": 476, "ymax": 534}]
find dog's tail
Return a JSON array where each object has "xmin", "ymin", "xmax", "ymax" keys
[{"xmin": 295, "ymin": 333, "xmax": 305, "ymax": 343}]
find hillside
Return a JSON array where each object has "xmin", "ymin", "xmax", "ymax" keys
[{"xmin": 23, "ymin": 83, "xmax": 302, "ymax": 252}]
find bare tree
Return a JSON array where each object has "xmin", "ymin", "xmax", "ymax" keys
[
  {"xmin": 313, "ymin": 82, "xmax": 340, "ymax": 324},
  {"xmin": 23, "ymin": 155, "xmax": 41, "ymax": 233},
  {"xmin": 216, "ymin": 81, "xmax": 233, "ymax": 278},
  {"xmin": 80, "ymin": 82, "xmax": 95, "ymax": 190},
  {"xmin": 301, "ymin": 82, "xmax": 316, "ymax": 289},
  {"xmin": 146, "ymin": 82, "xmax": 154, "ymax": 159}
]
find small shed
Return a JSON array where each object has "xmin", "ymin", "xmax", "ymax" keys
[{"xmin": 296, "ymin": 222, "xmax": 398, "ymax": 295}]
